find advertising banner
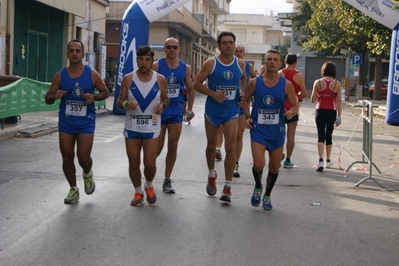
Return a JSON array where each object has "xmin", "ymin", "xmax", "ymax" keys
[
  {"xmin": 342, "ymin": 0, "xmax": 399, "ymax": 29},
  {"xmin": 0, "ymin": 78, "xmax": 58, "ymax": 119},
  {"xmin": 113, "ymin": 0, "xmax": 191, "ymax": 114},
  {"xmin": 0, "ymin": 78, "xmax": 106, "ymax": 120}
]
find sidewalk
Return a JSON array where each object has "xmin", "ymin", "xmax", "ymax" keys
[
  {"xmin": 345, "ymin": 97, "xmax": 388, "ymax": 119},
  {"xmin": 0, "ymin": 94, "xmax": 115, "ymax": 140}
]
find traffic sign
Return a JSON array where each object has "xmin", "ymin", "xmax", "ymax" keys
[{"xmin": 352, "ymin": 53, "xmax": 362, "ymax": 65}]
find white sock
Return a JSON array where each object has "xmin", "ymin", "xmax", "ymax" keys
[
  {"xmin": 144, "ymin": 181, "xmax": 153, "ymax": 188},
  {"xmin": 83, "ymin": 170, "xmax": 92, "ymax": 177},
  {"xmin": 73, "ymin": 186, "xmax": 79, "ymax": 191},
  {"xmin": 135, "ymin": 186, "xmax": 143, "ymax": 194},
  {"xmin": 208, "ymin": 169, "xmax": 216, "ymax": 177},
  {"xmin": 225, "ymin": 181, "xmax": 231, "ymax": 188}
]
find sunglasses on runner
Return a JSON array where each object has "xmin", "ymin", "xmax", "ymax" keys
[{"xmin": 165, "ymin": 45, "xmax": 179, "ymax": 50}]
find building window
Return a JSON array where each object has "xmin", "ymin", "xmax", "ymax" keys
[{"xmin": 76, "ymin": 27, "xmax": 82, "ymax": 40}]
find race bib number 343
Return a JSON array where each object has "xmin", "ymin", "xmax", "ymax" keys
[
  {"xmin": 65, "ymin": 100, "xmax": 87, "ymax": 117},
  {"xmin": 258, "ymin": 109, "xmax": 279, "ymax": 125}
]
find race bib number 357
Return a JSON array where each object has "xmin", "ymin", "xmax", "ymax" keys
[{"xmin": 65, "ymin": 100, "xmax": 87, "ymax": 117}]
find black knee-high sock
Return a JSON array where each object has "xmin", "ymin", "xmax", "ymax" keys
[
  {"xmin": 252, "ymin": 167, "xmax": 263, "ymax": 189},
  {"xmin": 265, "ymin": 171, "xmax": 278, "ymax": 197}
]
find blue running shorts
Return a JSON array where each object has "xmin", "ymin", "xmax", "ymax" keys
[
  {"xmin": 250, "ymin": 130, "xmax": 284, "ymax": 151},
  {"xmin": 285, "ymin": 114, "xmax": 299, "ymax": 124},
  {"xmin": 161, "ymin": 113, "xmax": 183, "ymax": 125},
  {"xmin": 58, "ymin": 117, "xmax": 95, "ymax": 134},
  {"xmin": 123, "ymin": 128, "xmax": 159, "ymax": 139},
  {"xmin": 205, "ymin": 112, "xmax": 239, "ymax": 127}
]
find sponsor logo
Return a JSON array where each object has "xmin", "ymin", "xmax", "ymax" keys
[
  {"xmin": 393, "ymin": 32, "xmax": 399, "ymax": 96},
  {"xmin": 117, "ymin": 23, "xmax": 137, "ymax": 86},
  {"xmin": 72, "ymin": 88, "xmax": 83, "ymax": 97},
  {"xmin": 223, "ymin": 70, "xmax": 233, "ymax": 80},
  {"xmin": 263, "ymin": 95, "xmax": 274, "ymax": 105},
  {"xmin": 167, "ymin": 76, "xmax": 177, "ymax": 84},
  {"xmin": 156, "ymin": 0, "xmax": 176, "ymax": 12}
]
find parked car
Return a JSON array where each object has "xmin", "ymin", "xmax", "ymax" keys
[
  {"xmin": 368, "ymin": 78, "xmax": 388, "ymax": 99},
  {"xmin": 363, "ymin": 77, "xmax": 388, "ymax": 98}
]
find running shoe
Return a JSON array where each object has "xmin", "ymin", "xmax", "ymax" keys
[
  {"xmin": 215, "ymin": 149, "xmax": 222, "ymax": 160},
  {"xmin": 83, "ymin": 170, "xmax": 95, "ymax": 195},
  {"xmin": 183, "ymin": 116, "xmax": 191, "ymax": 126},
  {"xmin": 233, "ymin": 163, "xmax": 240, "ymax": 178},
  {"xmin": 251, "ymin": 185, "xmax": 263, "ymax": 207},
  {"xmin": 145, "ymin": 186, "xmax": 157, "ymax": 204},
  {"xmin": 64, "ymin": 188, "xmax": 80, "ymax": 204},
  {"xmin": 316, "ymin": 161, "xmax": 324, "ymax": 172},
  {"xmin": 219, "ymin": 186, "xmax": 232, "ymax": 202},
  {"xmin": 130, "ymin": 193, "xmax": 144, "ymax": 206},
  {"xmin": 162, "ymin": 179, "xmax": 175, "ymax": 194},
  {"xmin": 262, "ymin": 196, "xmax": 273, "ymax": 210},
  {"xmin": 283, "ymin": 160, "xmax": 294, "ymax": 169},
  {"xmin": 325, "ymin": 160, "xmax": 333, "ymax": 168},
  {"xmin": 206, "ymin": 171, "xmax": 217, "ymax": 196}
]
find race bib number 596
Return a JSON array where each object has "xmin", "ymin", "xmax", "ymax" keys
[{"xmin": 131, "ymin": 114, "xmax": 159, "ymax": 131}]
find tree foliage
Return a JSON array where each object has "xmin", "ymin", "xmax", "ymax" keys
[
  {"xmin": 290, "ymin": 0, "xmax": 396, "ymax": 100},
  {"xmin": 290, "ymin": 0, "xmax": 392, "ymax": 57},
  {"xmin": 272, "ymin": 37, "xmax": 291, "ymax": 66}
]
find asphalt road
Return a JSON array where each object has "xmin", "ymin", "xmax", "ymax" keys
[{"xmin": 0, "ymin": 94, "xmax": 398, "ymax": 266}]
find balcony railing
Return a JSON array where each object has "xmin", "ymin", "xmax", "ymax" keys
[
  {"xmin": 203, "ymin": 0, "xmax": 229, "ymax": 15},
  {"xmin": 156, "ymin": 6, "xmax": 202, "ymax": 37}
]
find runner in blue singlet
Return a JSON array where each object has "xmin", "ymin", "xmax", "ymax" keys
[
  {"xmin": 194, "ymin": 31, "xmax": 247, "ymax": 203},
  {"xmin": 45, "ymin": 39, "xmax": 109, "ymax": 204},
  {"xmin": 242, "ymin": 49, "xmax": 299, "ymax": 211}
]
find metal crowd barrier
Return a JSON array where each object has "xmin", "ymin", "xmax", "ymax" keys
[{"xmin": 345, "ymin": 100, "xmax": 384, "ymax": 188}]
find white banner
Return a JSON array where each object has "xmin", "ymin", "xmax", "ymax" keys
[
  {"xmin": 342, "ymin": 0, "xmax": 399, "ymax": 29},
  {"xmin": 137, "ymin": 0, "xmax": 190, "ymax": 22}
]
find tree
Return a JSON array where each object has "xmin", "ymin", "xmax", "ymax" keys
[
  {"xmin": 272, "ymin": 37, "xmax": 291, "ymax": 67},
  {"xmin": 290, "ymin": 0, "xmax": 392, "ymax": 100}
]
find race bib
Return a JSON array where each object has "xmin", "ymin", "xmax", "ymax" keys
[
  {"xmin": 257, "ymin": 109, "xmax": 279, "ymax": 125},
  {"xmin": 131, "ymin": 114, "xmax": 159, "ymax": 131},
  {"xmin": 65, "ymin": 100, "xmax": 87, "ymax": 117},
  {"xmin": 216, "ymin": 85, "xmax": 236, "ymax": 100},
  {"xmin": 167, "ymin": 84, "xmax": 180, "ymax": 98}
]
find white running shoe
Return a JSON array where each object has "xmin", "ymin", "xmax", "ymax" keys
[{"xmin": 316, "ymin": 161, "xmax": 324, "ymax": 172}]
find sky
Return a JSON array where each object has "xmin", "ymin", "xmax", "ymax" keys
[{"xmin": 229, "ymin": 0, "xmax": 294, "ymax": 15}]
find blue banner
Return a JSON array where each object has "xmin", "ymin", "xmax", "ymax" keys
[{"xmin": 112, "ymin": 0, "xmax": 191, "ymax": 114}]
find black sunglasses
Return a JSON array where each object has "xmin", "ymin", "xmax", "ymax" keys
[{"xmin": 165, "ymin": 45, "xmax": 179, "ymax": 50}]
